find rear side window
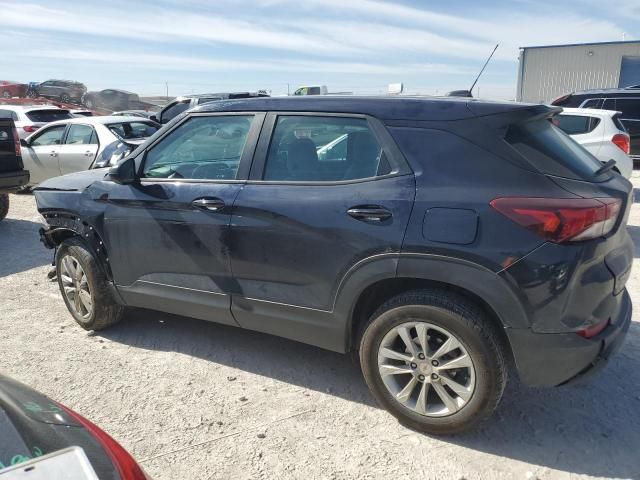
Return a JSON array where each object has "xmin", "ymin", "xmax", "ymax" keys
[
  {"xmin": 263, "ymin": 116, "xmax": 390, "ymax": 182},
  {"xmin": 161, "ymin": 101, "xmax": 191, "ymax": 123},
  {"xmin": 506, "ymin": 120, "xmax": 603, "ymax": 180},
  {"xmin": 108, "ymin": 122, "xmax": 158, "ymax": 140},
  {"xmin": 65, "ymin": 125, "xmax": 96, "ymax": 145},
  {"xmin": 197, "ymin": 97, "xmax": 222, "ymax": 105},
  {"xmin": 613, "ymin": 115, "xmax": 628, "ymax": 132},
  {"xmin": 0, "ymin": 110, "xmax": 18, "ymax": 121},
  {"xmin": 26, "ymin": 109, "xmax": 72, "ymax": 123},
  {"xmin": 613, "ymin": 98, "xmax": 640, "ymax": 119},
  {"xmin": 580, "ymin": 98, "xmax": 602, "ymax": 109},
  {"xmin": 553, "ymin": 115, "xmax": 600, "ymax": 135}
]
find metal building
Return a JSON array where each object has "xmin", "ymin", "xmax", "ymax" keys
[{"xmin": 517, "ymin": 41, "xmax": 640, "ymax": 103}]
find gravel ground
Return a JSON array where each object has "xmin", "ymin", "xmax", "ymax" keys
[{"xmin": 1, "ymin": 179, "xmax": 640, "ymax": 480}]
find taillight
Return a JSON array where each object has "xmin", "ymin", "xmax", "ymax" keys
[
  {"xmin": 612, "ymin": 133, "xmax": 630, "ymax": 154},
  {"xmin": 12, "ymin": 127, "xmax": 20, "ymax": 156},
  {"xmin": 23, "ymin": 125, "xmax": 39, "ymax": 133},
  {"xmin": 490, "ymin": 197, "xmax": 622, "ymax": 243},
  {"xmin": 57, "ymin": 403, "xmax": 149, "ymax": 479}
]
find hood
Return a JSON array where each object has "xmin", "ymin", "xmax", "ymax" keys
[{"xmin": 34, "ymin": 168, "xmax": 109, "ymax": 192}]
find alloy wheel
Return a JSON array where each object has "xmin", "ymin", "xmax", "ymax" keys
[
  {"xmin": 377, "ymin": 321, "xmax": 476, "ymax": 417},
  {"xmin": 59, "ymin": 255, "xmax": 93, "ymax": 319}
]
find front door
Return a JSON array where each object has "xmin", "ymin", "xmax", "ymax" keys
[
  {"xmin": 20, "ymin": 124, "xmax": 65, "ymax": 185},
  {"xmin": 58, "ymin": 124, "xmax": 99, "ymax": 175},
  {"xmin": 98, "ymin": 113, "xmax": 263, "ymax": 325},
  {"xmin": 228, "ymin": 113, "xmax": 415, "ymax": 339}
]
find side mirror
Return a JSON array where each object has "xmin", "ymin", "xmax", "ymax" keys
[
  {"xmin": 20, "ymin": 138, "xmax": 29, "ymax": 147},
  {"xmin": 149, "ymin": 114, "xmax": 158, "ymax": 123},
  {"xmin": 108, "ymin": 157, "xmax": 137, "ymax": 185}
]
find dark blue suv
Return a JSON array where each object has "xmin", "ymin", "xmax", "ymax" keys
[{"xmin": 34, "ymin": 96, "xmax": 633, "ymax": 434}]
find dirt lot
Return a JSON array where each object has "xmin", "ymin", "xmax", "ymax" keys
[{"xmin": 1, "ymin": 179, "xmax": 640, "ymax": 480}]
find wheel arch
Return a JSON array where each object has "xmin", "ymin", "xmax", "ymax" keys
[{"xmin": 333, "ymin": 254, "xmax": 529, "ymax": 355}]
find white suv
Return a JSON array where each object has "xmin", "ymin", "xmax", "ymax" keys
[
  {"xmin": 554, "ymin": 108, "xmax": 633, "ymax": 178},
  {"xmin": 0, "ymin": 105, "xmax": 73, "ymax": 139}
]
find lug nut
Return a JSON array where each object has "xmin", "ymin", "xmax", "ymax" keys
[
  {"xmin": 431, "ymin": 360, "xmax": 439, "ymax": 367},
  {"xmin": 418, "ymin": 374, "xmax": 425, "ymax": 381},
  {"xmin": 431, "ymin": 373, "xmax": 439, "ymax": 380},
  {"xmin": 417, "ymin": 353, "xmax": 425, "ymax": 360},
  {"xmin": 410, "ymin": 363, "xmax": 418, "ymax": 369}
]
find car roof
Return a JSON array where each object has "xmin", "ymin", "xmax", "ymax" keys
[
  {"xmin": 0, "ymin": 105, "xmax": 67, "ymax": 112},
  {"xmin": 44, "ymin": 115, "xmax": 154, "ymax": 127},
  {"xmin": 193, "ymin": 95, "xmax": 546, "ymax": 121},
  {"xmin": 571, "ymin": 86, "xmax": 640, "ymax": 96},
  {"xmin": 560, "ymin": 107, "xmax": 621, "ymax": 117},
  {"xmin": 100, "ymin": 89, "xmax": 134, "ymax": 94}
]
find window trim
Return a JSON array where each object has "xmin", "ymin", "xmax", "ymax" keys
[
  {"xmin": 136, "ymin": 111, "xmax": 266, "ymax": 184},
  {"xmin": 247, "ymin": 112, "xmax": 412, "ymax": 185}
]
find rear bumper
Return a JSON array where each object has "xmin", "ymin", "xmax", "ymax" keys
[
  {"xmin": 507, "ymin": 289, "xmax": 632, "ymax": 386},
  {"xmin": 0, "ymin": 169, "xmax": 29, "ymax": 193}
]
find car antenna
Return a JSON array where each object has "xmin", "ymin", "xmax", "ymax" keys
[{"xmin": 446, "ymin": 43, "xmax": 500, "ymax": 98}]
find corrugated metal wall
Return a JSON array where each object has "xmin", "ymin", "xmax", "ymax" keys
[{"xmin": 517, "ymin": 42, "xmax": 640, "ymax": 103}]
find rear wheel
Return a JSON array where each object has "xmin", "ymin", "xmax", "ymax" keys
[
  {"xmin": 2, "ymin": 91, "xmax": 10, "ymax": 99},
  {"xmin": 60, "ymin": 93, "xmax": 71, "ymax": 103},
  {"xmin": 84, "ymin": 97, "xmax": 94, "ymax": 109},
  {"xmin": 0, "ymin": 194, "xmax": 8, "ymax": 221},
  {"xmin": 359, "ymin": 289, "xmax": 507, "ymax": 435},
  {"xmin": 56, "ymin": 237, "xmax": 125, "ymax": 331}
]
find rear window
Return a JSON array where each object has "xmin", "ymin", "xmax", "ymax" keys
[
  {"xmin": 26, "ymin": 109, "xmax": 72, "ymax": 123},
  {"xmin": 506, "ymin": 119, "xmax": 603, "ymax": 180},
  {"xmin": 553, "ymin": 115, "xmax": 600, "ymax": 135},
  {"xmin": 107, "ymin": 122, "xmax": 159, "ymax": 140}
]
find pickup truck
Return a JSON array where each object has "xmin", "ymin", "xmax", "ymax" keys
[{"xmin": 0, "ymin": 116, "xmax": 29, "ymax": 220}]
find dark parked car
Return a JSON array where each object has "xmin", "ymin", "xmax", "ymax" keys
[
  {"xmin": 0, "ymin": 374, "xmax": 147, "ymax": 478},
  {"xmin": 33, "ymin": 96, "xmax": 632, "ymax": 434},
  {"xmin": 0, "ymin": 80, "xmax": 27, "ymax": 99},
  {"xmin": 83, "ymin": 89, "xmax": 141, "ymax": 111},
  {"xmin": 29, "ymin": 79, "xmax": 87, "ymax": 104},
  {"xmin": 552, "ymin": 86, "xmax": 640, "ymax": 164},
  {"xmin": 0, "ymin": 115, "xmax": 29, "ymax": 220},
  {"xmin": 151, "ymin": 91, "xmax": 269, "ymax": 124}
]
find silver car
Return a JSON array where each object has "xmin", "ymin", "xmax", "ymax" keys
[
  {"xmin": 20, "ymin": 116, "xmax": 160, "ymax": 186},
  {"xmin": 0, "ymin": 105, "xmax": 73, "ymax": 139}
]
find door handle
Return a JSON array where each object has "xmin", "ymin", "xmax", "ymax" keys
[
  {"xmin": 347, "ymin": 205, "xmax": 392, "ymax": 222},
  {"xmin": 84, "ymin": 151, "xmax": 93, "ymax": 157},
  {"xmin": 192, "ymin": 197, "xmax": 225, "ymax": 211},
  {"xmin": 49, "ymin": 151, "xmax": 57, "ymax": 157}
]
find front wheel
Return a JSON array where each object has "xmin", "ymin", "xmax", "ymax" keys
[
  {"xmin": 56, "ymin": 237, "xmax": 125, "ymax": 330},
  {"xmin": 359, "ymin": 289, "xmax": 507, "ymax": 435},
  {"xmin": 60, "ymin": 93, "xmax": 71, "ymax": 103},
  {"xmin": 2, "ymin": 91, "xmax": 10, "ymax": 99}
]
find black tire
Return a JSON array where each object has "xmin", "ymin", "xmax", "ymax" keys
[
  {"xmin": 2, "ymin": 91, "xmax": 10, "ymax": 99},
  {"xmin": 359, "ymin": 289, "xmax": 507, "ymax": 435},
  {"xmin": 27, "ymin": 90, "xmax": 38, "ymax": 98},
  {"xmin": 60, "ymin": 93, "xmax": 71, "ymax": 103},
  {"xmin": 84, "ymin": 97, "xmax": 94, "ymax": 109},
  {"xmin": 0, "ymin": 194, "xmax": 8, "ymax": 221},
  {"xmin": 56, "ymin": 237, "xmax": 125, "ymax": 331}
]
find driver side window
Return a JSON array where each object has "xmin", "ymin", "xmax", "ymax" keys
[
  {"xmin": 31, "ymin": 125, "xmax": 66, "ymax": 147},
  {"xmin": 142, "ymin": 115, "xmax": 253, "ymax": 180}
]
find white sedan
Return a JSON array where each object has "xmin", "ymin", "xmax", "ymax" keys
[
  {"xmin": 20, "ymin": 116, "xmax": 160, "ymax": 186},
  {"xmin": 554, "ymin": 107, "xmax": 633, "ymax": 178}
]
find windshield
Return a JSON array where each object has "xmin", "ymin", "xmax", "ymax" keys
[
  {"xmin": 107, "ymin": 121, "xmax": 159, "ymax": 140},
  {"xmin": 25, "ymin": 109, "xmax": 72, "ymax": 123}
]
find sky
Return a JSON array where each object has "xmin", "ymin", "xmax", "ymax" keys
[{"xmin": 1, "ymin": 0, "xmax": 638, "ymax": 99}]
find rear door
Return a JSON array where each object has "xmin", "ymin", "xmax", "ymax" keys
[
  {"xmin": 20, "ymin": 125, "xmax": 66, "ymax": 184},
  {"xmin": 228, "ymin": 113, "xmax": 415, "ymax": 339},
  {"xmin": 58, "ymin": 124, "xmax": 99, "ymax": 175}
]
